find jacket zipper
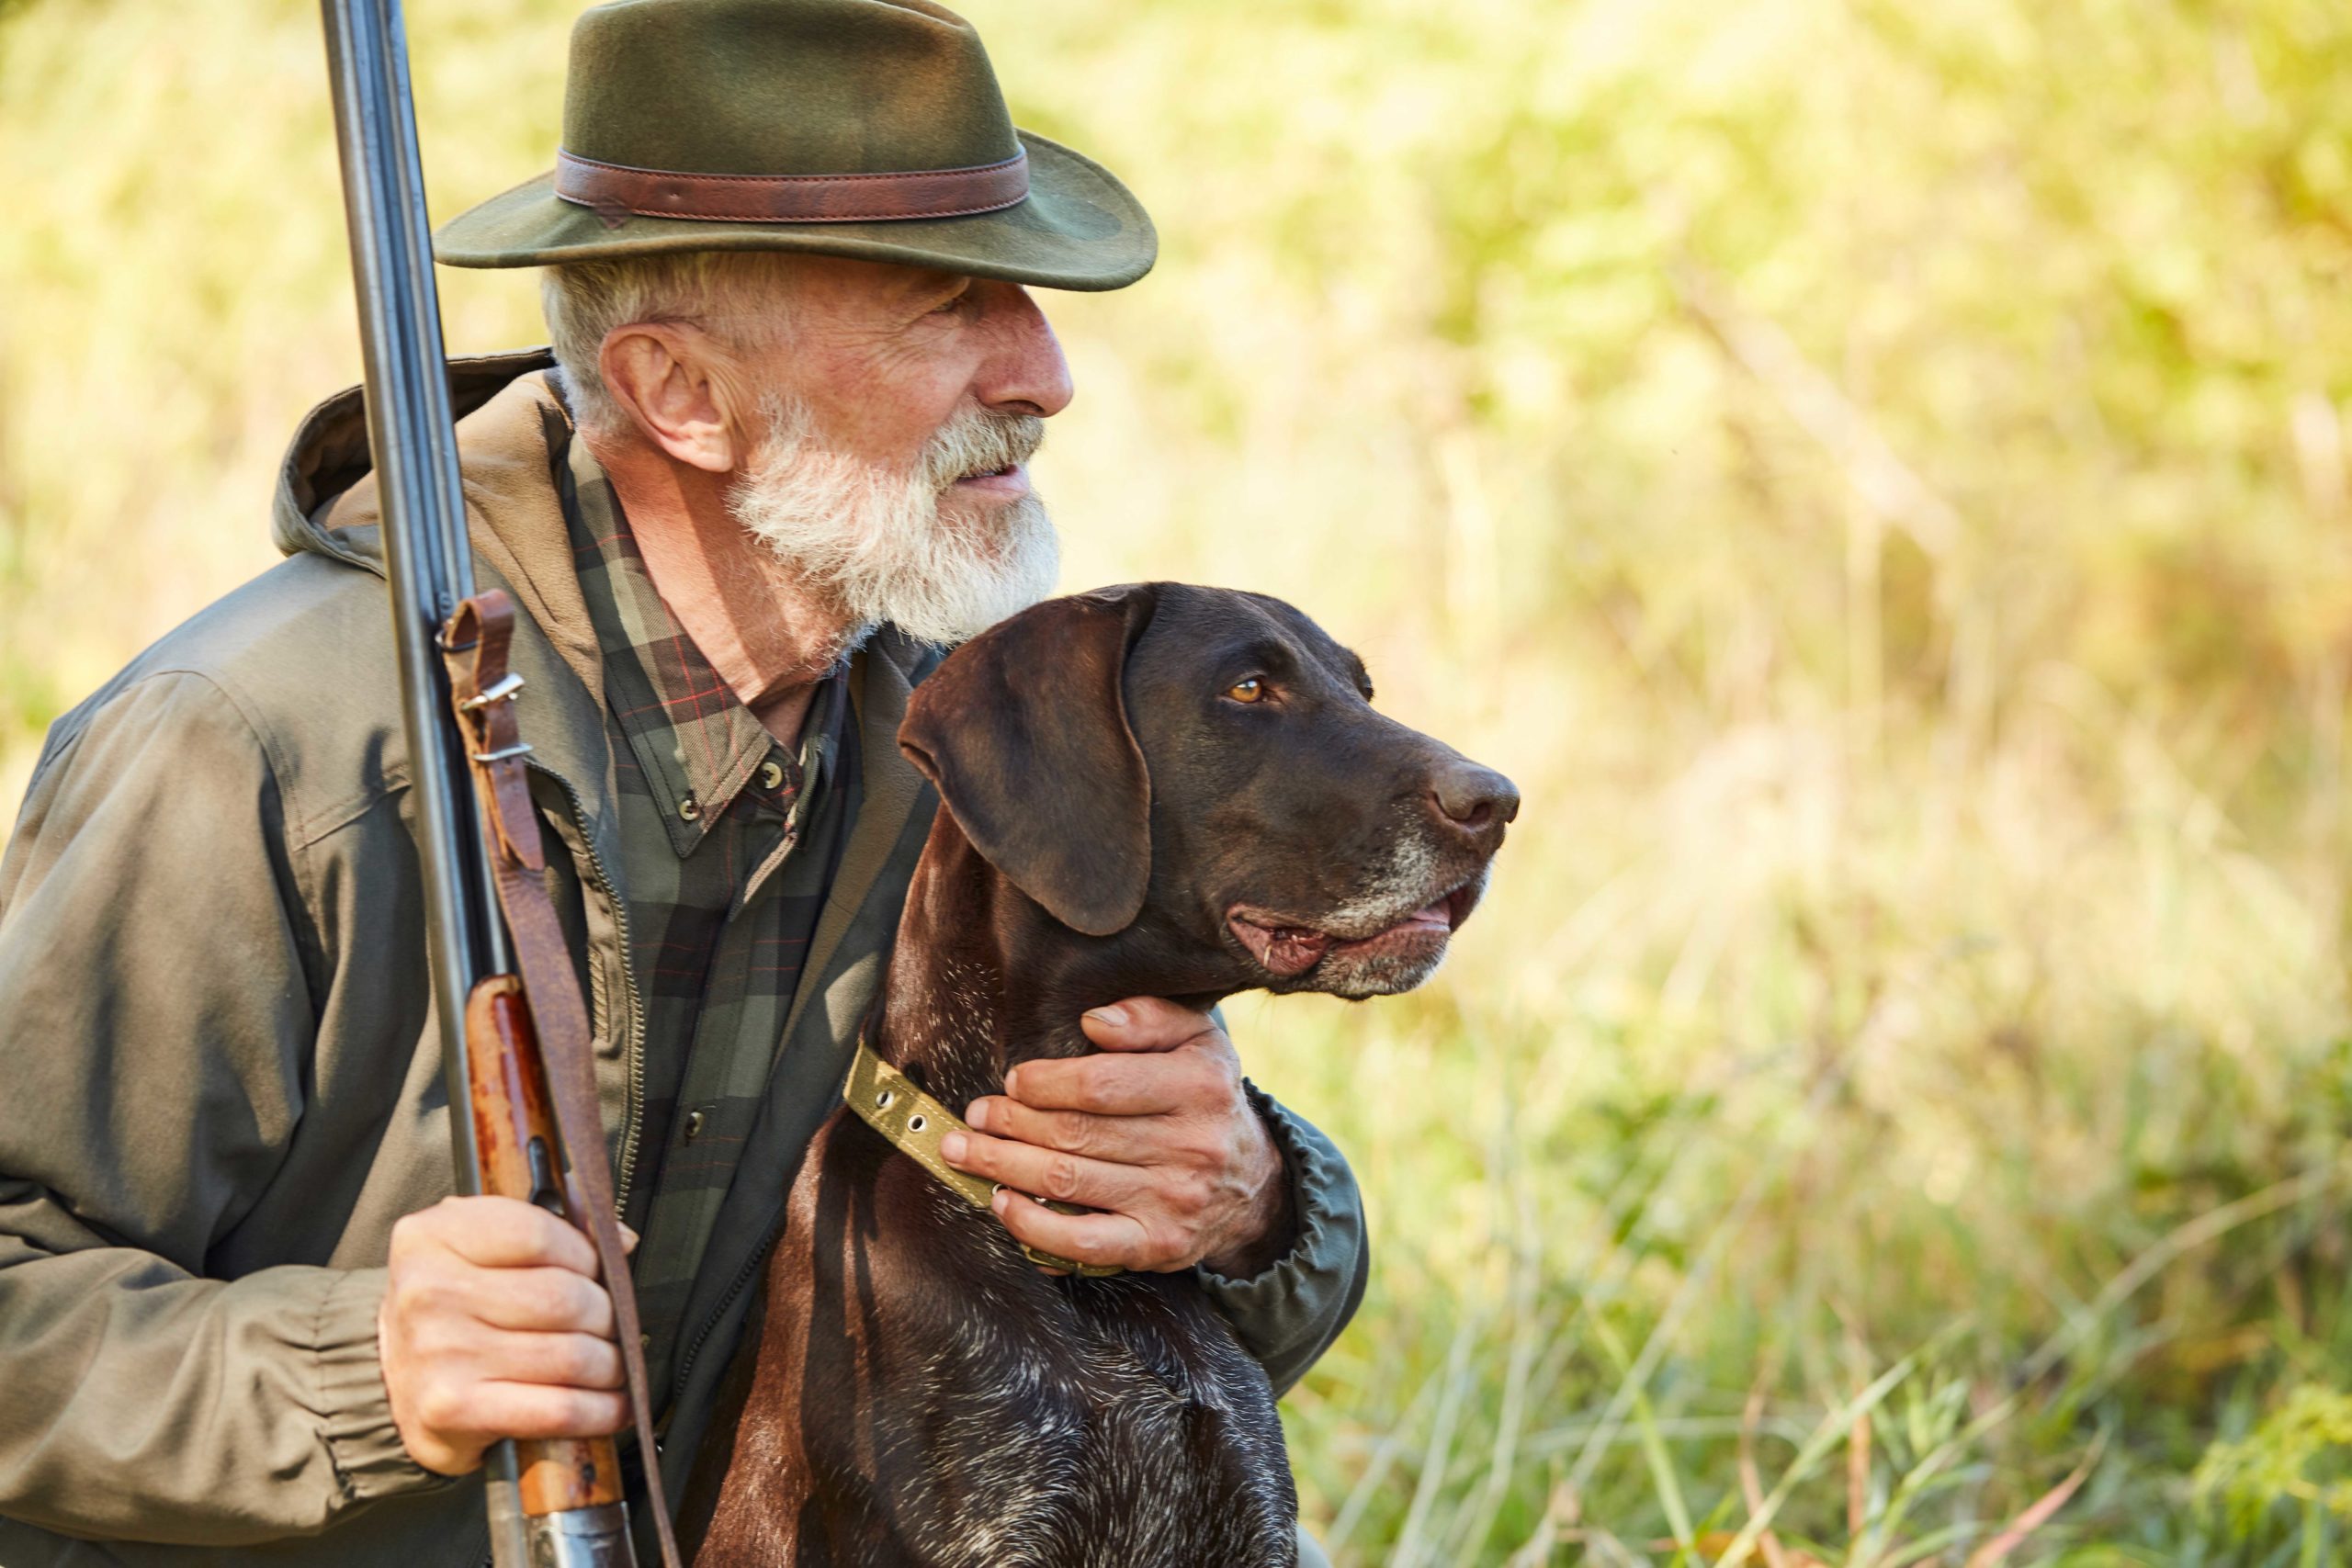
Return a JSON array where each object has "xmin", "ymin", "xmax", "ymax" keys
[
  {"xmin": 531, "ymin": 761, "xmax": 767, "ymax": 1431},
  {"xmin": 531, "ymin": 761, "xmax": 650, "ymax": 1209},
  {"xmin": 670, "ymin": 1205, "xmax": 786, "ymax": 1404}
]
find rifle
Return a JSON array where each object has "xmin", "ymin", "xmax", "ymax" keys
[{"xmin": 315, "ymin": 3, "xmax": 681, "ymax": 1564}]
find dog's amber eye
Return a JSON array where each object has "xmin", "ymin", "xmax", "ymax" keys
[{"xmin": 1226, "ymin": 678, "xmax": 1267, "ymax": 704}]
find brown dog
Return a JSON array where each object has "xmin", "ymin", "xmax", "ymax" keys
[{"xmin": 687, "ymin": 582, "xmax": 1517, "ymax": 1566}]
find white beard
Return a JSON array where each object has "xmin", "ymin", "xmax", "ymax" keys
[{"xmin": 725, "ymin": 392, "xmax": 1061, "ymax": 659}]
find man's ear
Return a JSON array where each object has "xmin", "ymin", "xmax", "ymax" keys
[
  {"xmin": 899, "ymin": 585, "xmax": 1159, "ymax": 937},
  {"xmin": 596, "ymin": 323, "xmax": 745, "ymax": 473}
]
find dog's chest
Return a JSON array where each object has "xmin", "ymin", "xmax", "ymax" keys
[
  {"xmin": 857, "ymin": 1262, "xmax": 1297, "ymax": 1568},
  {"xmin": 710, "ymin": 1103, "xmax": 1301, "ymax": 1565}
]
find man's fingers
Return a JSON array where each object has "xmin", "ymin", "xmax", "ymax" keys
[
  {"xmin": 382, "ymin": 1200, "xmax": 636, "ymax": 1478},
  {"xmin": 460, "ymin": 1382, "xmax": 631, "ymax": 1444},
  {"xmin": 482, "ymin": 1328, "xmax": 627, "ymax": 1391},
  {"xmin": 402, "ymin": 1195, "xmax": 600, "ymax": 1276},
  {"xmin": 407, "ymin": 1325, "xmax": 626, "ymax": 1390},
  {"xmin": 990, "ymin": 1189, "xmax": 1182, "ymax": 1273},
  {"xmin": 1000, "ymin": 1046, "xmax": 1226, "ymax": 1117},
  {"xmin": 1076, "ymin": 997, "xmax": 1221, "ymax": 1054},
  {"xmin": 921, "ymin": 994, "xmax": 1263, "ymax": 1280},
  {"xmin": 999, "ymin": 1053, "xmax": 1176, "ymax": 1115},
  {"xmin": 454, "ymin": 1265, "xmax": 616, "ymax": 1337},
  {"xmin": 941, "ymin": 1128, "xmax": 1149, "ymax": 1212},
  {"xmin": 963, "ymin": 1089, "xmax": 1175, "ymax": 1156}
]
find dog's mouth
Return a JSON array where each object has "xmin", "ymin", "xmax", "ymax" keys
[{"xmin": 1226, "ymin": 874, "xmax": 1487, "ymax": 981}]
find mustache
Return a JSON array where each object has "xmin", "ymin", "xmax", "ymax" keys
[{"xmin": 917, "ymin": 406, "xmax": 1045, "ymax": 490}]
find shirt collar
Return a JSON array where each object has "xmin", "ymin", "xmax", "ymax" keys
[{"xmin": 560, "ymin": 430, "xmax": 843, "ymax": 856}]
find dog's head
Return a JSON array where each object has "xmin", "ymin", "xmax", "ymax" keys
[{"xmin": 899, "ymin": 582, "xmax": 1517, "ymax": 998}]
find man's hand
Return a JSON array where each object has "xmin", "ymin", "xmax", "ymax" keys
[
  {"xmin": 378, "ymin": 1196, "xmax": 630, "ymax": 1476},
  {"xmin": 941, "ymin": 998, "xmax": 1294, "ymax": 1278}
]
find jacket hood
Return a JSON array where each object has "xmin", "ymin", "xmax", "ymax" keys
[{"xmin": 272, "ymin": 347, "xmax": 605, "ymax": 699}]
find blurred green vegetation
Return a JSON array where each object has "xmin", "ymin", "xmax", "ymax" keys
[{"xmin": 8, "ymin": 0, "xmax": 2352, "ymax": 1561}]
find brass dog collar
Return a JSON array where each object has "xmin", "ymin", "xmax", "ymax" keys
[{"xmin": 842, "ymin": 1040, "xmax": 1124, "ymax": 1279}]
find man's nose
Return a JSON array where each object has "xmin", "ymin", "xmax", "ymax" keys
[
  {"xmin": 1428, "ymin": 759, "xmax": 1520, "ymax": 842},
  {"xmin": 977, "ymin": 281, "xmax": 1074, "ymax": 418}
]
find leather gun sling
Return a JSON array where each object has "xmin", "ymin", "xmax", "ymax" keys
[{"xmin": 444, "ymin": 591, "xmax": 684, "ymax": 1568}]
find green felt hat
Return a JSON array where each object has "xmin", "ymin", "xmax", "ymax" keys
[{"xmin": 435, "ymin": 0, "xmax": 1155, "ymax": 290}]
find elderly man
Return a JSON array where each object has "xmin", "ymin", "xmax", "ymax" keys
[{"xmin": 0, "ymin": 1, "xmax": 1363, "ymax": 1562}]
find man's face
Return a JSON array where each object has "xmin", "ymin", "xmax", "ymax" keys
[{"xmin": 724, "ymin": 256, "xmax": 1078, "ymax": 649}]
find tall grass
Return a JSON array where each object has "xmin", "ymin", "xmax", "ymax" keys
[{"xmin": 7, "ymin": 0, "xmax": 2352, "ymax": 1560}]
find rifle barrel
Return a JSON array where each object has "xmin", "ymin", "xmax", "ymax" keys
[
  {"xmin": 319, "ymin": 0, "xmax": 500, "ymax": 1142},
  {"xmin": 317, "ymin": 1, "xmax": 533, "ymax": 1562}
]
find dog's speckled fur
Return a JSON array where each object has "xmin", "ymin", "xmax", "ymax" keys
[{"xmin": 686, "ymin": 584, "xmax": 1515, "ymax": 1566}]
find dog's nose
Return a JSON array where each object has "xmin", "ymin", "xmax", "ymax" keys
[{"xmin": 1430, "ymin": 761, "xmax": 1520, "ymax": 837}]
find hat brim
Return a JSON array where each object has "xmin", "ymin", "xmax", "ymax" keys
[{"xmin": 433, "ymin": 130, "xmax": 1154, "ymax": 291}]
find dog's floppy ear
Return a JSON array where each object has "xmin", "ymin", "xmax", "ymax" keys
[{"xmin": 899, "ymin": 585, "xmax": 1159, "ymax": 937}]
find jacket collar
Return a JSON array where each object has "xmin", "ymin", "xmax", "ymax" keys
[{"xmin": 275, "ymin": 352, "xmax": 605, "ymax": 697}]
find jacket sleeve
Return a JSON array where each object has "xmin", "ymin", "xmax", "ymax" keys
[
  {"xmin": 0, "ymin": 671, "xmax": 437, "ymax": 1543},
  {"xmin": 1195, "ymin": 1081, "xmax": 1371, "ymax": 1398}
]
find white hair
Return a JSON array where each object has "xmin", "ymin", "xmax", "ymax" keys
[
  {"xmin": 727, "ymin": 390, "xmax": 1059, "ymax": 653},
  {"xmin": 539, "ymin": 252, "xmax": 802, "ymax": 434}
]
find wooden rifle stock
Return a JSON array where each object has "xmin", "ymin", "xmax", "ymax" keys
[{"xmin": 464, "ymin": 977, "xmax": 627, "ymax": 1518}]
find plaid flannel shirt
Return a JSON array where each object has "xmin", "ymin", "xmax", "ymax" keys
[{"xmin": 558, "ymin": 434, "xmax": 860, "ymax": 1401}]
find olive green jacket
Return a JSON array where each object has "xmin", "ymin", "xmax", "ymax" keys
[{"xmin": 0, "ymin": 355, "xmax": 1368, "ymax": 1563}]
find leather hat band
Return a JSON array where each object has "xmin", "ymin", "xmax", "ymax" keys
[{"xmin": 554, "ymin": 147, "xmax": 1029, "ymax": 225}]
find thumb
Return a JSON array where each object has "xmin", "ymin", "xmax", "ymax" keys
[{"xmin": 1080, "ymin": 997, "xmax": 1220, "ymax": 1053}]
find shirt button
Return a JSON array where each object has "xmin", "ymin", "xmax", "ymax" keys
[
  {"xmin": 684, "ymin": 1109, "xmax": 707, "ymax": 1143},
  {"xmin": 759, "ymin": 759, "xmax": 786, "ymax": 791},
  {"xmin": 677, "ymin": 795, "xmax": 701, "ymax": 821}
]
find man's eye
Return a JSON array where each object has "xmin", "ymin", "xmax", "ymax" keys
[
  {"xmin": 1225, "ymin": 678, "xmax": 1268, "ymax": 704},
  {"xmin": 930, "ymin": 290, "xmax": 971, "ymax": 316}
]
